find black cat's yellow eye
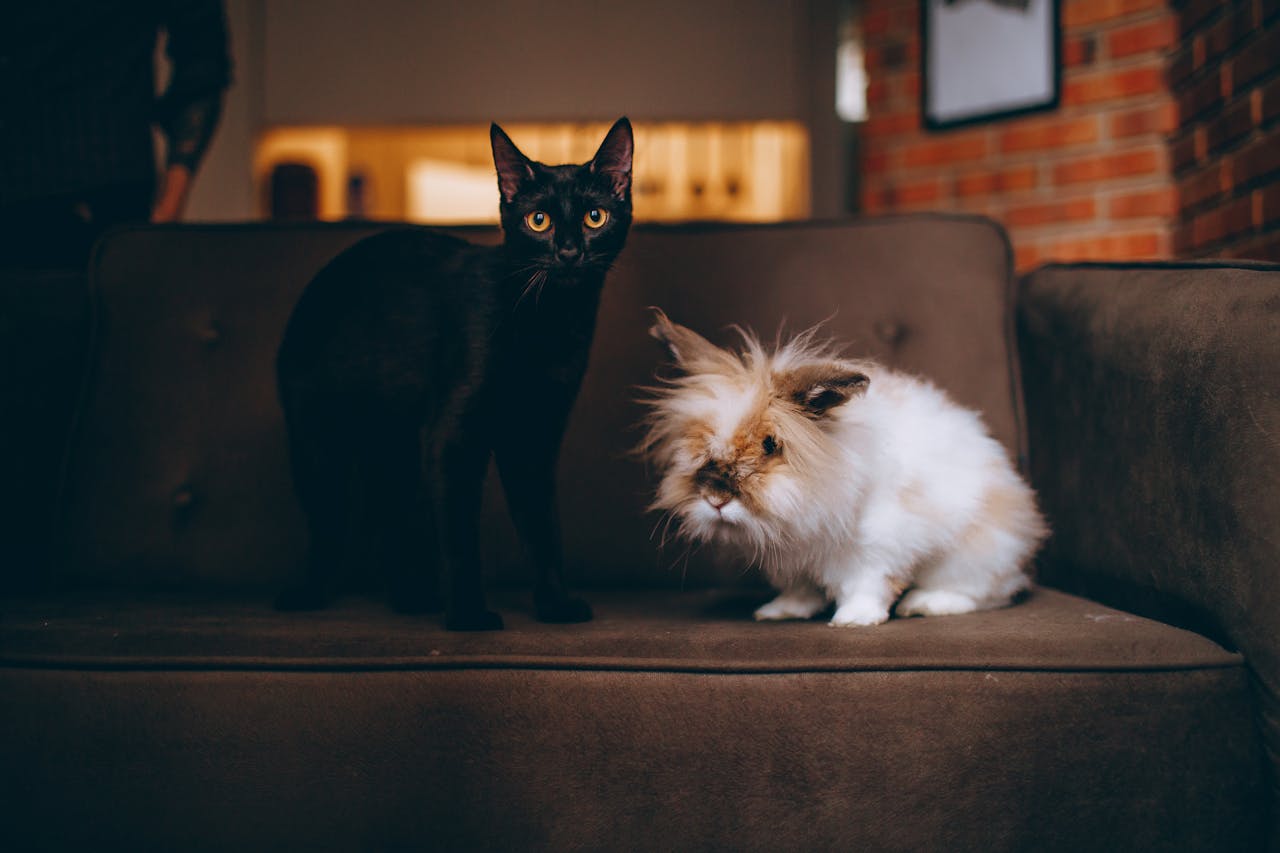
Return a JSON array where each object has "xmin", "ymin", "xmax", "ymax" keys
[
  {"xmin": 526, "ymin": 211, "xmax": 551, "ymax": 232},
  {"xmin": 584, "ymin": 208, "xmax": 608, "ymax": 229},
  {"xmin": 762, "ymin": 435, "xmax": 779, "ymax": 455}
]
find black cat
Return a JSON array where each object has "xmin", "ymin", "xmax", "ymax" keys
[{"xmin": 275, "ymin": 118, "xmax": 633, "ymax": 630}]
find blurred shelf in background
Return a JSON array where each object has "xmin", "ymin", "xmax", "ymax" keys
[{"xmin": 255, "ymin": 121, "xmax": 810, "ymax": 224}]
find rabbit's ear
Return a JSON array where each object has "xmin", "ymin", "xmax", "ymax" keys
[
  {"xmin": 776, "ymin": 363, "xmax": 869, "ymax": 418},
  {"xmin": 648, "ymin": 308, "xmax": 733, "ymax": 373}
]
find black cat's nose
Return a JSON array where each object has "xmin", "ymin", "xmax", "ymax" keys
[{"xmin": 556, "ymin": 246, "xmax": 582, "ymax": 264}]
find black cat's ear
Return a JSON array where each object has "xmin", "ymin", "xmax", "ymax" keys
[
  {"xmin": 590, "ymin": 117, "xmax": 634, "ymax": 200},
  {"xmin": 491, "ymin": 123, "xmax": 535, "ymax": 204}
]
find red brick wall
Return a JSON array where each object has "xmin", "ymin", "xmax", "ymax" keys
[
  {"xmin": 861, "ymin": 0, "xmax": 1183, "ymax": 270},
  {"xmin": 1169, "ymin": 0, "xmax": 1280, "ymax": 260}
]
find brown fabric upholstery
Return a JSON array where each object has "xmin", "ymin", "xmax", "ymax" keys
[
  {"xmin": 0, "ymin": 589, "xmax": 1264, "ymax": 852},
  {"xmin": 0, "ymin": 588, "xmax": 1242, "ymax": 672},
  {"xmin": 1018, "ymin": 261, "xmax": 1280, "ymax": 846},
  {"xmin": 54, "ymin": 223, "xmax": 387, "ymax": 590},
  {"xmin": 2, "ymin": 669, "xmax": 1261, "ymax": 853},
  {"xmin": 55, "ymin": 216, "xmax": 1019, "ymax": 591}
]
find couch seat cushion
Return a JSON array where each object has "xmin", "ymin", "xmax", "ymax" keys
[
  {"xmin": 0, "ymin": 586, "xmax": 1242, "ymax": 672},
  {"xmin": 0, "ymin": 586, "xmax": 1264, "ymax": 851}
]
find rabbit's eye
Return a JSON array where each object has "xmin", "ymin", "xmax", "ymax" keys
[{"xmin": 762, "ymin": 435, "xmax": 779, "ymax": 455}]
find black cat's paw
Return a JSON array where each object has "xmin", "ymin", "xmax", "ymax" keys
[
  {"xmin": 445, "ymin": 609, "xmax": 505, "ymax": 631},
  {"xmin": 274, "ymin": 585, "xmax": 331, "ymax": 612},
  {"xmin": 535, "ymin": 593, "xmax": 593, "ymax": 624}
]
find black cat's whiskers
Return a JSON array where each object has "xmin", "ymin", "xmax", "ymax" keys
[
  {"xmin": 533, "ymin": 268, "xmax": 551, "ymax": 306},
  {"xmin": 511, "ymin": 254, "xmax": 614, "ymax": 311},
  {"xmin": 514, "ymin": 266, "xmax": 550, "ymax": 309}
]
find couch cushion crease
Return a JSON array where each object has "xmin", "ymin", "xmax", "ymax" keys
[{"xmin": 0, "ymin": 588, "xmax": 1241, "ymax": 673}]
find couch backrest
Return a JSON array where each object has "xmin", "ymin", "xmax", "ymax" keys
[{"xmin": 54, "ymin": 215, "xmax": 1019, "ymax": 589}]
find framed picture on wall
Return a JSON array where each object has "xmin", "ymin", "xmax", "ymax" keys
[{"xmin": 921, "ymin": 0, "xmax": 1061, "ymax": 130}]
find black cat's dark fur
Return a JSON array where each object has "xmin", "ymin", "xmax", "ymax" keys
[{"xmin": 275, "ymin": 118, "xmax": 633, "ymax": 630}]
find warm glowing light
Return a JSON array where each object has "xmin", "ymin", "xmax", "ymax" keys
[
  {"xmin": 255, "ymin": 122, "xmax": 810, "ymax": 223},
  {"xmin": 407, "ymin": 160, "xmax": 501, "ymax": 224}
]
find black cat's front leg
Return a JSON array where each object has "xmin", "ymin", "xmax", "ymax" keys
[
  {"xmin": 432, "ymin": 432, "xmax": 504, "ymax": 631},
  {"xmin": 494, "ymin": 443, "xmax": 592, "ymax": 624}
]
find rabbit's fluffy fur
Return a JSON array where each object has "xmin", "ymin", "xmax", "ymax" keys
[{"xmin": 641, "ymin": 310, "xmax": 1047, "ymax": 627}]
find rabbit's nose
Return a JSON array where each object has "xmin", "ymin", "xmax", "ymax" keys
[{"xmin": 695, "ymin": 461, "xmax": 736, "ymax": 494}]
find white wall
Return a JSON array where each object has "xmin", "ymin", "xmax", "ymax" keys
[
  {"xmin": 186, "ymin": 0, "xmax": 260, "ymax": 221},
  {"xmin": 188, "ymin": 0, "xmax": 844, "ymax": 220}
]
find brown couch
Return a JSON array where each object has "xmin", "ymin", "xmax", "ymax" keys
[{"xmin": 1, "ymin": 216, "xmax": 1275, "ymax": 851}]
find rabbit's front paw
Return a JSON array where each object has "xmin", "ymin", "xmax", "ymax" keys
[
  {"xmin": 897, "ymin": 589, "xmax": 979, "ymax": 617},
  {"xmin": 754, "ymin": 590, "xmax": 826, "ymax": 621},
  {"xmin": 830, "ymin": 597, "xmax": 890, "ymax": 627}
]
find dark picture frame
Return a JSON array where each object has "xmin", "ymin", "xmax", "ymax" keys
[{"xmin": 920, "ymin": 0, "xmax": 1062, "ymax": 131}]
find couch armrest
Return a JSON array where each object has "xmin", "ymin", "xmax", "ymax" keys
[{"xmin": 1017, "ymin": 260, "xmax": 1280, "ymax": 832}]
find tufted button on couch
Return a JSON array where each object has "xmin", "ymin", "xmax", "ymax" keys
[{"xmin": 1, "ymin": 216, "xmax": 1276, "ymax": 851}]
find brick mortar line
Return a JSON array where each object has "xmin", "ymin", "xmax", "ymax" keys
[
  {"xmin": 1170, "ymin": 29, "xmax": 1280, "ymax": 90},
  {"xmin": 1064, "ymin": 10, "xmax": 1173, "ymax": 36},
  {"xmin": 873, "ymin": 150, "xmax": 1173, "ymax": 177},
  {"xmin": 1196, "ymin": 126, "xmax": 1277, "ymax": 164},
  {"xmin": 1064, "ymin": 51, "xmax": 1178, "ymax": 76},
  {"xmin": 1065, "ymin": 10, "xmax": 1176, "ymax": 34}
]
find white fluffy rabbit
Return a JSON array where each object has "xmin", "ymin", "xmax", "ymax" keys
[{"xmin": 640, "ymin": 309, "xmax": 1048, "ymax": 627}]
